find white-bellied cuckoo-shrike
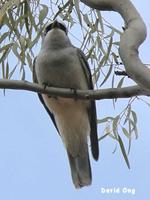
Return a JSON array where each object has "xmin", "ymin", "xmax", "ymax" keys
[{"xmin": 33, "ymin": 20, "xmax": 99, "ymax": 188}]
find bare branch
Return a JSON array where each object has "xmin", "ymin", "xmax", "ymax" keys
[
  {"xmin": 0, "ymin": 79, "xmax": 149, "ymax": 100},
  {"xmin": 115, "ymin": 71, "xmax": 129, "ymax": 77},
  {"xmin": 80, "ymin": 0, "xmax": 150, "ymax": 91}
]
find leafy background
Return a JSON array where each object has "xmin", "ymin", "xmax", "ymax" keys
[
  {"xmin": 0, "ymin": 0, "xmax": 150, "ymax": 199},
  {"xmin": 0, "ymin": 0, "xmax": 142, "ymax": 166}
]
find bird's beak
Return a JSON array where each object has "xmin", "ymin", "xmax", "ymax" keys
[{"xmin": 51, "ymin": 20, "xmax": 60, "ymax": 29}]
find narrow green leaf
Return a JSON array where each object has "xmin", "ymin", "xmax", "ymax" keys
[
  {"xmin": 24, "ymin": 1, "xmax": 30, "ymax": 37},
  {"xmin": 83, "ymin": 14, "xmax": 91, "ymax": 27},
  {"xmin": 112, "ymin": 75, "xmax": 116, "ymax": 109},
  {"xmin": 104, "ymin": 36, "xmax": 113, "ymax": 64},
  {"xmin": 2, "ymin": 60, "xmax": 5, "ymax": 78},
  {"xmin": 8, "ymin": 11, "xmax": 15, "ymax": 28},
  {"xmin": 7, "ymin": 11, "xmax": 20, "ymax": 39},
  {"xmin": 124, "ymin": 105, "xmax": 131, "ymax": 125},
  {"xmin": 113, "ymin": 41, "xmax": 120, "ymax": 46},
  {"xmin": 96, "ymin": 10, "xmax": 104, "ymax": 33},
  {"xmin": 0, "ymin": 0, "xmax": 20, "ymax": 21},
  {"xmin": 112, "ymin": 115, "xmax": 120, "ymax": 139},
  {"xmin": 28, "ymin": 30, "xmax": 42, "ymax": 50},
  {"xmin": 0, "ymin": 43, "xmax": 13, "ymax": 53},
  {"xmin": 0, "ymin": 32, "xmax": 9, "ymax": 44},
  {"xmin": 131, "ymin": 110, "xmax": 137, "ymax": 124},
  {"xmin": 28, "ymin": 6, "xmax": 37, "ymax": 31},
  {"xmin": 112, "ymin": 143, "xmax": 117, "ymax": 154},
  {"xmin": 92, "ymin": 70, "xmax": 100, "ymax": 85},
  {"xmin": 129, "ymin": 119, "xmax": 138, "ymax": 139},
  {"xmin": 86, "ymin": 45, "xmax": 95, "ymax": 59},
  {"xmin": 74, "ymin": 0, "xmax": 82, "ymax": 25},
  {"xmin": 122, "ymin": 127, "xmax": 131, "ymax": 139},
  {"xmin": 100, "ymin": 62, "xmax": 113, "ymax": 86},
  {"xmin": 98, "ymin": 133, "xmax": 109, "ymax": 141},
  {"xmin": 118, "ymin": 134, "xmax": 130, "ymax": 169},
  {"xmin": 133, "ymin": 126, "xmax": 138, "ymax": 139},
  {"xmin": 12, "ymin": 43, "xmax": 22, "ymax": 61},
  {"xmin": 20, "ymin": 67, "xmax": 25, "ymax": 80},
  {"xmin": 117, "ymin": 77, "xmax": 125, "ymax": 88},
  {"xmin": 6, "ymin": 61, "xmax": 9, "ymax": 79},
  {"xmin": 26, "ymin": 52, "xmax": 32, "ymax": 69},
  {"xmin": 111, "ymin": 52, "xmax": 119, "ymax": 64},
  {"xmin": 39, "ymin": 4, "xmax": 48, "ymax": 24},
  {"xmin": 115, "ymin": 77, "xmax": 125, "ymax": 102},
  {"xmin": 97, "ymin": 117, "xmax": 114, "ymax": 124},
  {"xmin": 0, "ymin": 43, "xmax": 13, "ymax": 63},
  {"xmin": 109, "ymin": 134, "xmax": 116, "ymax": 140},
  {"xmin": 128, "ymin": 138, "xmax": 132, "ymax": 155},
  {"xmin": 9, "ymin": 65, "xmax": 17, "ymax": 79}
]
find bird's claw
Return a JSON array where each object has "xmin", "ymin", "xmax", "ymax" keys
[
  {"xmin": 42, "ymin": 82, "xmax": 49, "ymax": 90},
  {"xmin": 42, "ymin": 82, "xmax": 52, "ymax": 89},
  {"xmin": 71, "ymin": 88, "xmax": 78, "ymax": 101},
  {"xmin": 42, "ymin": 82, "xmax": 52, "ymax": 98}
]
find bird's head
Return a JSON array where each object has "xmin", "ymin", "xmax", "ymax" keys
[
  {"xmin": 44, "ymin": 20, "xmax": 68, "ymax": 35},
  {"xmin": 41, "ymin": 20, "xmax": 70, "ymax": 49}
]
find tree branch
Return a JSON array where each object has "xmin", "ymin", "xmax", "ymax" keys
[
  {"xmin": 0, "ymin": 79, "xmax": 149, "ymax": 100},
  {"xmin": 80, "ymin": 0, "xmax": 150, "ymax": 91},
  {"xmin": 115, "ymin": 71, "xmax": 129, "ymax": 77}
]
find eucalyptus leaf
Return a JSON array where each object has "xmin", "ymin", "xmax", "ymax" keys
[
  {"xmin": 122, "ymin": 127, "xmax": 131, "ymax": 139},
  {"xmin": 39, "ymin": 4, "xmax": 48, "ymax": 24},
  {"xmin": 118, "ymin": 134, "xmax": 130, "ymax": 169}
]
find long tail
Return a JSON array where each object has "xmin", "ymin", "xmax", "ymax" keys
[{"xmin": 67, "ymin": 143, "xmax": 92, "ymax": 189}]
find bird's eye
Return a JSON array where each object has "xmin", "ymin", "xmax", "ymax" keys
[
  {"xmin": 44, "ymin": 24, "xmax": 53, "ymax": 35},
  {"xmin": 58, "ymin": 23, "xmax": 67, "ymax": 34}
]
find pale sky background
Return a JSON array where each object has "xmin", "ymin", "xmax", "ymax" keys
[{"xmin": 0, "ymin": 1, "xmax": 150, "ymax": 200}]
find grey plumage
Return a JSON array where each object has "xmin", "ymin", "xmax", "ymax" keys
[{"xmin": 33, "ymin": 20, "xmax": 99, "ymax": 188}]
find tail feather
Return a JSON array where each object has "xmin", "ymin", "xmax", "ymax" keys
[{"xmin": 67, "ymin": 144, "xmax": 92, "ymax": 188}]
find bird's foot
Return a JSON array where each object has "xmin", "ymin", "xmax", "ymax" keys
[
  {"xmin": 71, "ymin": 88, "xmax": 78, "ymax": 101},
  {"xmin": 42, "ymin": 82, "xmax": 52, "ymax": 98},
  {"xmin": 42, "ymin": 82, "xmax": 51, "ymax": 89}
]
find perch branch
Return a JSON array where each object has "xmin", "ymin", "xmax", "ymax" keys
[{"xmin": 0, "ymin": 79, "xmax": 149, "ymax": 100}]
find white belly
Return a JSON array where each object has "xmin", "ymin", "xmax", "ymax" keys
[{"xmin": 43, "ymin": 95, "xmax": 90, "ymax": 156}]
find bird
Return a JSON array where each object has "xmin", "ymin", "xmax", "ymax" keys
[{"xmin": 33, "ymin": 20, "xmax": 99, "ymax": 188}]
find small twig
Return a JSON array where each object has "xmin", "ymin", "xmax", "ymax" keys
[{"xmin": 115, "ymin": 70, "xmax": 129, "ymax": 77}]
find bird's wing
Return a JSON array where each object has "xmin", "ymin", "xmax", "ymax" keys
[
  {"xmin": 77, "ymin": 48, "xmax": 99, "ymax": 160},
  {"xmin": 32, "ymin": 58, "xmax": 59, "ymax": 133}
]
